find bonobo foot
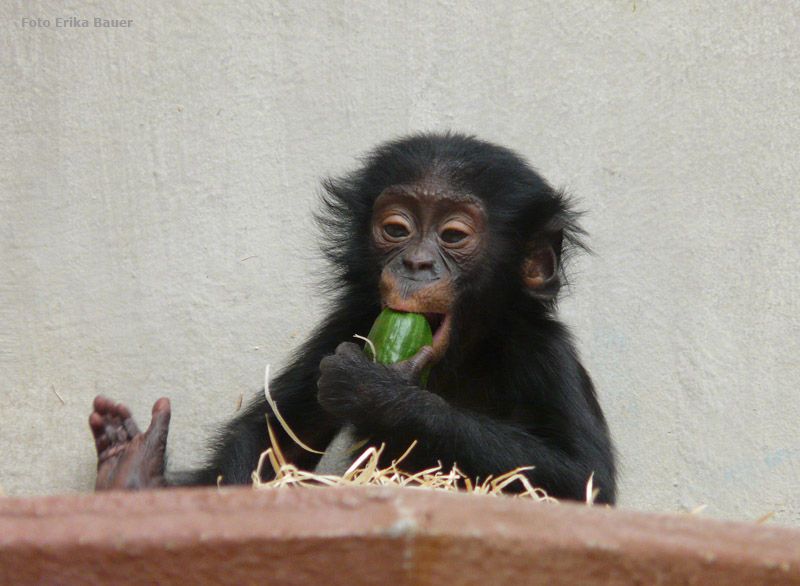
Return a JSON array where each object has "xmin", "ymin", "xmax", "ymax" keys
[{"xmin": 89, "ymin": 395, "xmax": 171, "ymax": 490}]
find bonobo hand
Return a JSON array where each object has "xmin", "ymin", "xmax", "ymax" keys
[{"xmin": 317, "ymin": 341, "xmax": 434, "ymax": 428}]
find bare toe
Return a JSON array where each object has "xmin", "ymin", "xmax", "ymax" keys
[
  {"xmin": 89, "ymin": 407, "xmax": 112, "ymax": 454},
  {"xmin": 92, "ymin": 397, "xmax": 172, "ymax": 491},
  {"xmin": 90, "ymin": 395, "xmax": 141, "ymax": 458},
  {"xmin": 89, "ymin": 411, "xmax": 105, "ymax": 438},
  {"xmin": 144, "ymin": 398, "xmax": 171, "ymax": 452},
  {"xmin": 92, "ymin": 395, "xmax": 114, "ymax": 415},
  {"xmin": 150, "ymin": 397, "xmax": 172, "ymax": 429}
]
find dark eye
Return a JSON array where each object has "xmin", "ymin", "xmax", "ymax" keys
[
  {"xmin": 440, "ymin": 228, "xmax": 468, "ymax": 244},
  {"xmin": 384, "ymin": 223, "xmax": 410, "ymax": 239}
]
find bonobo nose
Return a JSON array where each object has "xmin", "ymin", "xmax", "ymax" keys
[
  {"xmin": 402, "ymin": 246, "xmax": 436, "ymax": 272},
  {"xmin": 403, "ymin": 256, "xmax": 434, "ymax": 271}
]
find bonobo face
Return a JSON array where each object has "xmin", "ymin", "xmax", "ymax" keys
[{"xmin": 371, "ymin": 182, "xmax": 487, "ymax": 362}]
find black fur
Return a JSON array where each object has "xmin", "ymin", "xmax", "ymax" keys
[{"xmin": 179, "ymin": 133, "xmax": 616, "ymax": 503}]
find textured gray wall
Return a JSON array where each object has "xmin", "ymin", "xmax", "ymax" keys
[{"xmin": 2, "ymin": 1, "xmax": 799, "ymax": 525}]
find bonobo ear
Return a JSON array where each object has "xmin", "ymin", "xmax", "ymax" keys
[{"xmin": 521, "ymin": 230, "xmax": 563, "ymax": 301}]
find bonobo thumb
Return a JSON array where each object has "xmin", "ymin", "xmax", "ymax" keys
[{"xmin": 406, "ymin": 345, "xmax": 435, "ymax": 381}]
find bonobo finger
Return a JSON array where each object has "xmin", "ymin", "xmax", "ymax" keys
[
  {"xmin": 334, "ymin": 341, "xmax": 361, "ymax": 356},
  {"xmin": 319, "ymin": 353, "xmax": 337, "ymax": 373},
  {"xmin": 405, "ymin": 345, "xmax": 435, "ymax": 377}
]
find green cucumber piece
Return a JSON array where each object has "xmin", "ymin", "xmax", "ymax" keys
[{"xmin": 364, "ymin": 308, "xmax": 433, "ymax": 386}]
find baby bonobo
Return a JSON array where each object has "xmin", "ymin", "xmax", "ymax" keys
[{"xmin": 90, "ymin": 133, "xmax": 617, "ymax": 503}]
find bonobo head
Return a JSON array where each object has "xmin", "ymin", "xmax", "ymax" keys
[
  {"xmin": 371, "ymin": 175, "xmax": 486, "ymax": 361},
  {"xmin": 320, "ymin": 132, "xmax": 583, "ymax": 364}
]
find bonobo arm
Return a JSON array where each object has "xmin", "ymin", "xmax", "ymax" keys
[{"xmin": 316, "ymin": 341, "xmax": 616, "ymax": 503}]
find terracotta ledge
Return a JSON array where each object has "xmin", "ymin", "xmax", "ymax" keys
[{"xmin": 1, "ymin": 486, "xmax": 799, "ymax": 585}]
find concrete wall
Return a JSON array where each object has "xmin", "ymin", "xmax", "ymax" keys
[{"xmin": 2, "ymin": 1, "xmax": 798, "ymax": 525}]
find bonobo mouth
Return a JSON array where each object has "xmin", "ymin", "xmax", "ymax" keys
[
  {"xmin": 428, "ymin": 313, "xmax": 451, "ymax": 362},
  {"xmin": 383, "ymin": 304, "xmax": 452, "ymax": 363},
  {"xmin": 422, "ymin": 312, "xmax": 447, "ymax": 347}
]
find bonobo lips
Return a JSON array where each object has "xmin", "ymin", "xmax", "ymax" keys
[
  {"xmin": 425, "ymin": 312, "xmax": 451, "ymax": 361},
  {"xmin": 423, "ymin": 312, "xmax": 444, "ymax": 335}
]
